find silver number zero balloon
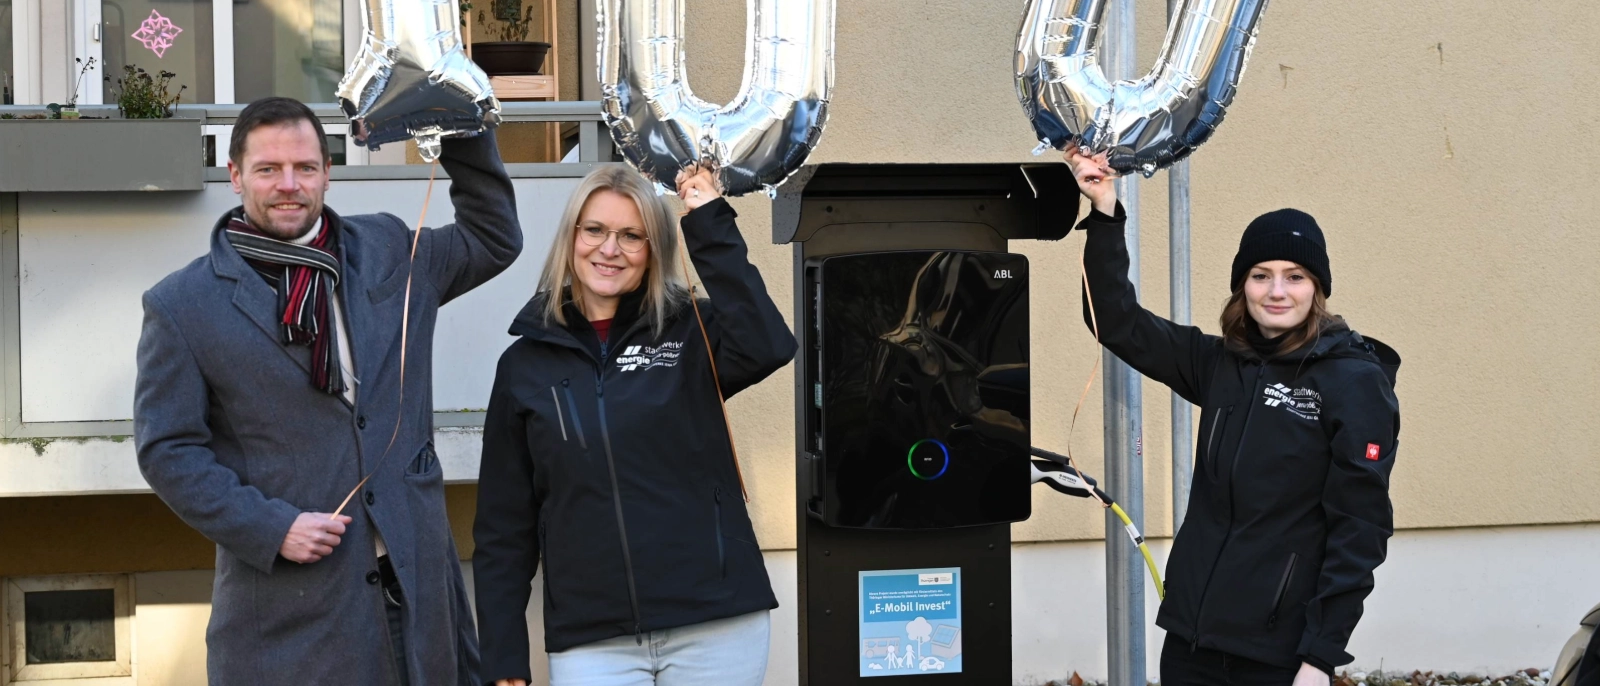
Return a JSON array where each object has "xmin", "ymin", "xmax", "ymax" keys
[
  {"xmin": 598, "ymin": 0, "xmax": 835, "ymax": 197},
  {"xmin": 1015, "ymin": 0, "xmax": 1269, "ymax": 177},
  {"xmin": 339, "ymin": 0, "xmax": 502, "ymax": 162}
]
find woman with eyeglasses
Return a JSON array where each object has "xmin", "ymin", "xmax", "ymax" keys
[{"xmin": 472, "ymin": 162, "xmax": 797, "ymax": 686}]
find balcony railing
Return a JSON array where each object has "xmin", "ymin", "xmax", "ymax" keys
[{"xmin": 0, "ymin": 101, "xmax": 614, "ymax": 191}]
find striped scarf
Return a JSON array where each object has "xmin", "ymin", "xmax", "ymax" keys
[{"xmin": 224, "ymin": 210, "xmax": 347, "ymax": 396}]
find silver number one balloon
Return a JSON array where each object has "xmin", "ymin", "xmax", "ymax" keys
[
  {"xmin": 598, "ymin": 0, "xmax": 835, "ymax": 197},
  {"xmin": 1016, "ymin": 0, "xmax": 1269, "ymax": 177}
]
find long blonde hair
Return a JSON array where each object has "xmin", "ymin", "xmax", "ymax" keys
[{"xmin": 538, "ymin": 164, "xmax": 690, "ymax": 337}]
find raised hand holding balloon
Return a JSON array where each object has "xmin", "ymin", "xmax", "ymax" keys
[
  {"xmin": 1015, "ymin": 0, "xmax": 1269, "ymax": 176},
  {"xmin": 329, "ymin": 0, "xmax": 495, "ymax": 519},
  {"xmin": 675, "ymin": 162, "xmax": 725, "ymax": 212},
  {"xmin": 599, "ymin": 0, "xmax": 835, "ymax": 196},
  {"xmin": 339, "ymin": 0, "xmax": 502, "ymax": 162}
]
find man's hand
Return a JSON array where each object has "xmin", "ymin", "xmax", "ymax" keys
[
  {"xmin": 675, "ymin": 162, "xmax": 724, "ymax": 212},
  {"xmin": 494, "ymin": 680, "xmax": 528, "ymax": 686},
  {"xmin": 279, "ymin": 512, "xmax": 352, "ymax": 564},
  {"xmin": 1293, "ymin": 662, "xmax": 1331, "ymax": 686},
  {"xmin": 1062, "ymin": 146, "xmax": 1118, "ymax": 216}
]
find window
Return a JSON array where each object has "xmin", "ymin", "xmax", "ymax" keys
[
  {"xmin": 24, "ymin": 590, "xmax": 115, "ymax": 663},
  {"xmin": 232, "ymin": 0, "xmax": 344, "ymax": 103},
  {"xmin": 2, "ymin": 0, "xmax": 12, "ymax": 105},
  {"xmin": 3, "ymin": 575, "xmax": 132, "ymax": 684},
  {"xmin": 87, "ymin": 0, "xmax": 346, "ymax": 106},
  {"xmin": 102, "ymin": 0, "xmax": 215, "ymax": 104}
]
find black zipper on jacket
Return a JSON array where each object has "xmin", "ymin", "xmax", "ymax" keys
[
  {"xmin": 561, "ymin": 381, "xmax": 587, "ymax": 450},
  {"xmin": 539, "ymin": 520, "xmax": 556, "ymax": 612},
  {"xmin": 1205, "ymin": 406, "xmax": 1233, "ymax": 480},
  {"xmin": 1225, "ymin": 365, "xmax": 1268, "ymax": 499},
  {"xmin": 593, "ymin": 368, "xmax": 645, "ymax": 644},
  {"xmin": 550, "ymin": 387, "xmax": 569, "ymax": 442},
  {"xmin": 1191, "ymin": 362, "xmax": 1268, "ymax": 651},
  {"xmin": 1267, "ymin": 552, "xmax": 1299, "ymax": 629},
  {"xmin": 713, "ymin": 487, "xmax": 727, "ymax": 579}
]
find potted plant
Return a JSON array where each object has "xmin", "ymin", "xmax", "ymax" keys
[
  {"xmin": 0, "ymin": 62, "xmax": 201, "ymax": 192},
  {"xmin": 106, "ymin": 65, "xmax": 188, "ymax": 119},
  {"xmin": 49, "ymin": 57, "xmax": 97, "ymax": 119},
  {"xmin": 466, "ymin": 0, "xmax": 552, "ymax": 77}
]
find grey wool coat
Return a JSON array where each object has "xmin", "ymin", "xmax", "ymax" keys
[{"xmin": 133, "ymin": 131, "xmax": 521, "ymax": 685}]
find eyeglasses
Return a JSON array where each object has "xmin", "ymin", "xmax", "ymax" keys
[{"xmin": 577, "ymin": 224, "xmax": 649, "ymax": 253}]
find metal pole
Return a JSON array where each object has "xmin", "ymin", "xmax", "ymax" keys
[
  {"xmin": 1168, "ymin": 0, "xmax": 1194, "ymax": 540},
  {"xmin": 1104, "ymin": 2, "xmax": 1144, "ymax": 684},
  {"xmin": 1168, "ymin": 162, "xmax": 1192, "ymax": 537}
]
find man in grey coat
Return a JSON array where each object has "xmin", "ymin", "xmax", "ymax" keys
[{"xmin": 134, "ymin": 97, "xmax": 521, "ymax": 685}]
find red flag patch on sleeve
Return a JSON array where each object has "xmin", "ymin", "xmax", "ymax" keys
[{"xmin": 1365, "ymin": 443, "xmax": 1381, "ymax": 461}]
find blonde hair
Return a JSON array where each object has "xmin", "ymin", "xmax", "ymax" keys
[{"xmin": 537, "ymin": 163, "xmax": 690, "ymax": 337}]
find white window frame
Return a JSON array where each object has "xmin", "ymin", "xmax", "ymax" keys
[
  {"xmin": 6, "ymin": 0, "xmax": 40, "ymax": 104},
  {"xmin": 1, "ymin": 574, "xmax": 134, "ymax": 685},
  {"xmin": 73, "ymin": 0, "xmax": 369, "ymax": 163},
  {"xmin": 80, "ymin": 0, "xmax": 366, "ymax": 105},
  {"xmin": 69, "ymin": 0, "xmax": 98, "ymax": 105}
]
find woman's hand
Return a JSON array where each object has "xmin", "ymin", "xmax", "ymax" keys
[
  {"xmin": 675, "ymin": 161, "xmax": 724, "ymax": 212},
  {"xmin": 1292, "ymin": 662, "xmax": 1331, "ymax": 686},
  {"xmin": 494, "ymin": 680, "xmax": 528, "ymax": 686},
  {"xmin": 1063, "ymin": 146, "xmax": 1118, "ymax": 216}
]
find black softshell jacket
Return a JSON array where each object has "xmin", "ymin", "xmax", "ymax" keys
[
  {"xmin": 1080, "ymin": 205, "xmax": 1401, "ymax": 672},
  {"xmin": 472, "ymin": 199, "xmax": 797, "ymax": 682}
]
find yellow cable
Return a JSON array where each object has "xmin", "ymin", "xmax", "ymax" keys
[{"xmin": 1109, "ymin": 502, "xmax": 1166, "ymax": 601}]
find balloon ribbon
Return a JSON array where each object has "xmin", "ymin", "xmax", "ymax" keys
[{"xmin": 332, "ymin": 160, "xmax": 439, "ymax": 519}]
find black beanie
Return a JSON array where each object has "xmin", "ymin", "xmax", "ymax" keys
[{"xmin": 1230, "ymin": 208, "xmax": 1331, "ymax": 296}]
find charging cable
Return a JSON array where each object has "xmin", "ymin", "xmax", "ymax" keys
[{"xmin": 1030, "ymin": 446, "xmax": 1165, "ymax": 601}]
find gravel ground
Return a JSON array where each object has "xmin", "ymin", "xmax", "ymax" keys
[
  {"xmin": 1036, "ymin": 667, "xmax": 1557, "ymax": 686},
  {"xmin": 1334, "ymin": 668, "xmax": 1554, "ymax": 686}
]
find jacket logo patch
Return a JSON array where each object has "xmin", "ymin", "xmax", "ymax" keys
[
  {"xmin": 1263, "ymin": 383, "xmax": 1321, "ymax": 420},
  {"xmin": 1365, "ymin": 443, "xmax": 1381, "ymax": 461},
  {"xmin": 616, "ymin": 341, "xmax": 684, "ymax": 372}
]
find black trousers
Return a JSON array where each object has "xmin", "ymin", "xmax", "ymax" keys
[
  {"xmin": 1160, "ymin": 634, "xmax": 1299, "ymax": 686},
  {"xmin": 380, "ymin": 555, "xmax": 411, "ymax": 686}
]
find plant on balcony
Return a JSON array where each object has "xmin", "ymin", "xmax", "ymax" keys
[
  {"xmin": 464, "ymin": 0, "xmax": 552, "ymax": 77},
  {"xmin": 44, "ymin": 57, "xmax": 97, "ymax": 119},
  {"xmin": 480, "ymin": 0, "xmax": 537, "ymax": 42},
  {"xmin": 105, "ymin": 65, "xmax": 188, "ymax": 119}
]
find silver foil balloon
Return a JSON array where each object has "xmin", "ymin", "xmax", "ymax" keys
[
  {"xmin": 598, "ymin": 0, "xmax": 834, "ymax": 196},
  {"xmin": 339, "ymin": 0, "xmax": 501, "ymax": 162},
  {"xmin": 1015, "ymin": 0, "xmax": 1268, "ymax": 177}
]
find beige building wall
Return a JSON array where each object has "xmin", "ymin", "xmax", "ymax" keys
[
  {"xmin": 4, "ymin": 2, "xmax": 1597, "ymax": 680},
  {"xmin": 663, "ymin": 0, "xmax": 1600, "ymax": 548},
  {"xmin": 5, "ymin": 0, "xmax": 1594, "ymax": 568}
]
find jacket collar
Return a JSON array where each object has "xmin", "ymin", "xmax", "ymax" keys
[
  {"xmin": 1237, "ymin": 319, "xmax": 1349, "ymax": 363},
  {"xmin": 210, "ymin": 206, "xmax": 347, "ymax": 280},
  {"xmin": 510, "ymin": 286, "xmax": 654, "ymax": 360},
  {"xmin": 1237, "ymin": 319, "xmax": 1402, "ymax": 385},
  {"xmin": 210, "ymin": 206, "xmax": 352, "ymax": 375}
]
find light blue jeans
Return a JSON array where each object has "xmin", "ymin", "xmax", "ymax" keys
[{"xmin": 548, "ymin": 610, "xmax": 771, "ymax": 686}]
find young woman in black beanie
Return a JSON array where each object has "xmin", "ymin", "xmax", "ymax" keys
[{"xmin": 1064, "ymin": 149, "xmax": 1402, "ymax": 686}]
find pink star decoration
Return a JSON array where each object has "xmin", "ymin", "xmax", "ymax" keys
[{"xmin": 131, "ymin": 10, "xmax": 183, "ymax": 59}]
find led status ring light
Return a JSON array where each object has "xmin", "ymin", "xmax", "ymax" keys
[{"xmin": 907, "ymin": 439, "xmax": 951, "ymax": 480}]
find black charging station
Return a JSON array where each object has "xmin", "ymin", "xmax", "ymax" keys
[{"xmin": 773, "ymin": 164, "xmax": 1078, "ymax": 684}]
